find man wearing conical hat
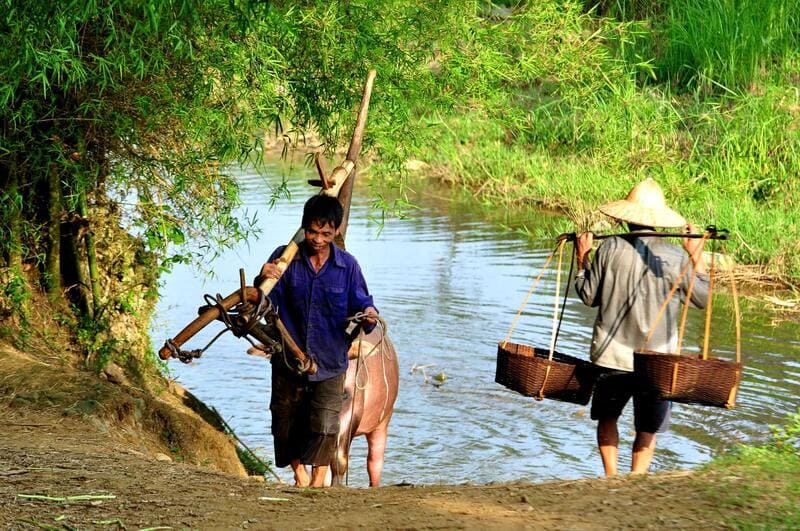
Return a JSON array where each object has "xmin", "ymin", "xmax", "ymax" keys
[{"xmin": 574, "ymin": 178, "xmax": 710, "ymax": 477}]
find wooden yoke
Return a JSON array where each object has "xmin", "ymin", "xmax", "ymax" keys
[{"xmin": 159, "ymin": 69, "xmax": 377, "ymax": 363}]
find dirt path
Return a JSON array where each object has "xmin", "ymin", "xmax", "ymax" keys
[
  {"xmin": 0, "ymin": 409, "xmax": 743, "ymax": 530},
  {"xmin": 0, "ymin": 339, "xmax": 768, "ymax": 530}
]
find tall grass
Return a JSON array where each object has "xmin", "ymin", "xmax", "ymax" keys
[
  {"xmin": 660, "ymin": 0, "xmax": 800, "ymax": 91},
  {"xmin": 412, "ymin": 82, "xmax": 800, "ymax": 285},
  {"xmin": 402, "ymin": 1, "xmax": 800, "ymax": 286},
  {"xmin": 596, "ymin": 0, "xmax": 800, "ymax": 91}
]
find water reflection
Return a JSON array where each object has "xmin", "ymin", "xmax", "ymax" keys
[{"xmin": 152, "ymin": 162, "xmax": 800, "ymax": 486}]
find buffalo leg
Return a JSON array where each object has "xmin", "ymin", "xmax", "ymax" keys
[
  {"xmin": 330, "ymin": 440, "xmax": 350, "ymax": 486},
  {"xmin": 365, "ymin": 419, "xmax": 389, "ymax": 487}
]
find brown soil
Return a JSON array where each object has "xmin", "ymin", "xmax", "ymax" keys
[
  {"xmin": 0, "ymin": 410, "xmax": 743, "ymax": 531},
  {"xmin": 0, "ymin": 342, "xmax": 760, "ymax": 530}
]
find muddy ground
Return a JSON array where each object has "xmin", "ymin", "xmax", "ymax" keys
[{"xmin": 1, "ymin": 404, "xmax": 758, "ymax": 531}]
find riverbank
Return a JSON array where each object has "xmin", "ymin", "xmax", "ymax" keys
[
  {"xmin": 405, "ymin": 105, "xmax": 800, "ymax": 292},
  {"xmin": 377, "ymin": 3, "xmax": 800, "ymax": 289},
  {"xmin": 2, "ymin": 405, "xmax": 798, "ymax": 530},
  {"xmin": 3, "ymin": 182, "xmax": 799, "ymax": 530}
]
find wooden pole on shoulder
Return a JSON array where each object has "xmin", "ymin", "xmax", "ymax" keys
[{"xmin": 159, "ymin": 70, "xmax": 377, "ymax": 361}]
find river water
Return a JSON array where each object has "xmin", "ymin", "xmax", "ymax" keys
[{"xmin": 152, "ymin": 162, "xmax": 800, "ymax": 487}]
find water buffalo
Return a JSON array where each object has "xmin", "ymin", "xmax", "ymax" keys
[
  {"xmin": 333, "ymin": 324, "xmax": 399, "ymax": 487},
  {"xmin": 248, "ymin": 323, "xmax": 399, "ymax": 487}
]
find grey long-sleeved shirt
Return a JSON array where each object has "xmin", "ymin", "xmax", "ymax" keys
[{"xmin": 574, "ymin": 235, "xmax": 710, "ymax": 371}]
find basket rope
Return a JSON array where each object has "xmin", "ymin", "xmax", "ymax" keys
[
  {"xmin": 540, "ymin": 241, "xmax": 567, "ymax": 396},
  {"xmin": 548, "ymin": 241, "xmax": 566, "ymax": 356},
  {"xmin": 701, "ymin": 241, "xmax": 717, "ymax": 360},
  {"xmin": 728, "ymin": 262, "xmax": 742, "ymax": 363},
  {"xmin": 552, "ymin": 244, "xmax": 576, "ymax": 354},
  {"xmin": 500, "ymin": 239, "xmax": 571, "ymax": 400},
  {"xmin": 642, "ymin": 232, "xmax": 711, "ymax": 350},
  {"xmin": 676, "ymin": 251, "xmax": 699, "ymax": 354},
  {"xmin": 727, "ymin": 263, "xmax": 742, "ymax": 405},
  {"xmin": 501, "ymin": 240, "xmax": 564, "ymax": 348},
  {"xmin": 641, "ymin": 230, "xmax": 741, "ymax": 365}
]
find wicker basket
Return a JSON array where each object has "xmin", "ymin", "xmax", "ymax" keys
[
  {"xmin": 634, "ymin": 350, "xmax": 741, "ymax": 408},
  {"xmin": 495, "ymin": 342, "xmax": 598, "ymax": 405}
]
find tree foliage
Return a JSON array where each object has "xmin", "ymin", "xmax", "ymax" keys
[{"xmin": 3, "ymin": 0, "xmax": 591, "ymax": 358}]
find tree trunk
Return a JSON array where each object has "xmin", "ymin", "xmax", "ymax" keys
[
  {"xmin": 60, "ymin": 213, "xmax": 91, "ymax": 317},
  {"xmin": 1, "ymin": 162, "xmax": 23, "ymax": 271},
  {"xmin": 79, "ymin": 191, "xmax": 101, "ymax": 316},
  {"xmin": 44, "ymin": 165, "xmax": 62, "ymax": 297}
]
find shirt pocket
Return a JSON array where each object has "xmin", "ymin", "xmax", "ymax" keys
[{"xmin": 322, "ymin": 283, "xmax": 347, "ymax": 317}]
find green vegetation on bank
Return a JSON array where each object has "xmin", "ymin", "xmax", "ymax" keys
[
  {"xmin": 709, "ymin": 409, "xmax": 800, "ymax": 527},
  {"xmin": 1, "ymin": 0, "xmax": 798, "ymax": 375},
  {"xmin": 403, "ymin": 1, "xmax": 800, "ymax": 287}
]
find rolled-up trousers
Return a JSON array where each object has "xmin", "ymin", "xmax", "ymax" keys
[{"xmin": 270, "ymin": 358, "xmax": 345, "ymax": 468}]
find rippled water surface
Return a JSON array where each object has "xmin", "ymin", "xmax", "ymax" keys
[{"xmin": 152, "ymin": 163, "xmax": 800, "ymax": 486}]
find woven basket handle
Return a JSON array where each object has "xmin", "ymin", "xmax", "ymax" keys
[
  {"xmin": 675, "ymin": 260, "xmax": 698, "ymax": 355},
  {"xmin": 645, "ymin": 235, "xmax": 741, "ymax": 367},
  {"xmin": 700, "ymin": 242, "xmax": 716, "ymax": 360},
  {"xmin": 727, "ymin": 261, "xmax": 742, "ymax": 364},
  {"xmin": 547, "ymin": 241, "xmax": 567, "ymax": 358},
  {"xmin": 642, "ymin": 232, "xmax": 711, "ymax": 350},
  {"xmin": 501, "ymin": 240, "xmax": 567, "ymax": 362},
  {"xmin": 701, "ymin": 241, "xmax": 742, "ymax": 364}
]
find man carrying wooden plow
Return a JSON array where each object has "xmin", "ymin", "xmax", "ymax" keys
[
  {"xmin": 256, "ymin": 194, "xmax": 379, "ymax": 487},
  {"xmin": 574, "ymin": 178, "xmax": 709, "ymax": 476}
]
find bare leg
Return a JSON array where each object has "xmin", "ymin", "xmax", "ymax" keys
[
  {"xmin": 310, "ymin": 464, "xmax": 330, "ymax": 488},
  {"xmin": 330, "ymin": 442, "xmax": 349, "ymax": 487},
  {"xmin": 631, "ymin": 432, "xmax": 657, "ymax": 474},
  {"xmin": 597, "ymin": 418, "xmax": 620, "ymax": 477},
  {"xmin": 291, "ymin": 459, "xmax": 309, "ymax": 487},
  {"xmin": 365, "ymin": 423, "xmax": 389, "ymax": 487}
]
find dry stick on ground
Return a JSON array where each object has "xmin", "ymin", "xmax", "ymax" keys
[
  {"xmin": 17, "ymin": 494, "xmax": 117, "ymax": 502},
  {"xmin": 0, "ymin": 422, "xmax": 57, "ymax": 427}
]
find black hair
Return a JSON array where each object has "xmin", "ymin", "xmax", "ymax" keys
[{"xmin": 301, "ymin": 195, "xmax": 344, "ymax": 229}]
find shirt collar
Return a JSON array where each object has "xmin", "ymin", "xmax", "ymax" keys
[
  {"xmin": 299, "ymin": 241, "xmax": 346, "ymax": 268},
  {"xmin": 329, "ymin": 242, "xmax": 346, "ymax": 268}
]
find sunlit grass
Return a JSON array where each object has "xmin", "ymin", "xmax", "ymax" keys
[
  {"xmin": 413, "ymin": 73, "xmax": 800, "ymax": 285},
  {"xmin": 705, "ymin": 409, "xmax": 800, "ymax": 528}
]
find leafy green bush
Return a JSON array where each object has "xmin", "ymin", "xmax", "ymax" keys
[{"xmin": 772, "ymin": 409, "xmax": 800, "ymax": 455}]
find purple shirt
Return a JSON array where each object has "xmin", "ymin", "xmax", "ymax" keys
[{"xmin": 267, "ymin": 242, "xmax": 376, "ymax": 381}]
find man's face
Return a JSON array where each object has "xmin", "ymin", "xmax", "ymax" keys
[{"xmin": 304, "ymin": 220, "xmax": 338, "ymax": 255}]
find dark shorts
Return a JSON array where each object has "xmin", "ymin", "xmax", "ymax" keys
[
  {"xmin": 590, "ymin": 370, "xmax": 671, "ymax": 433},
  {"xmin": 269, "ymin": 359, "xmax": 345, "ymax": 468}
]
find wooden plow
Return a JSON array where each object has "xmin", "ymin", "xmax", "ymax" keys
[{"xmin": 159, "ymin": 70, "xmax": 377, "ymax": 374}]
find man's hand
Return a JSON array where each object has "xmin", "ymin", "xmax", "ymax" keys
[
  {"xmin": 361, "ymin": 306, "xmax": 379, "ymax": 325},
  {"xmin": 576, "ymin": 232, "xmax": 594, "ymax": 271},
  {"xmin": 259, "ymin": 260, "xmax": 282, "ymax": 280},
  {"xmin": 683, "ymin": 223, "xmax": 707, "ymax": 274}
]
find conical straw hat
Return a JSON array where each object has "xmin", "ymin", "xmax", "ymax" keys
[{"xmin": 599, "ymin": 178, "xmax": 686, "ymax": 228}]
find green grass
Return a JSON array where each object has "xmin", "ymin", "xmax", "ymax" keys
[
  {"xmin": 705, "ymin": 410, "xmax": 800, "ymax": 528},
  {"xmin": 409, "ymin": 54, "xmax": 800, "ymax": 285},
  {"xmin": 657, "ymin": 0, "xmax": 799, "ymax": 92},
  {"xmin": 380, "ymin": 2, "xmax": 800, "ymax": 286},
  {"xmin": 591, "ymin": 0, "xmax": 800, "ymax": 92}
]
